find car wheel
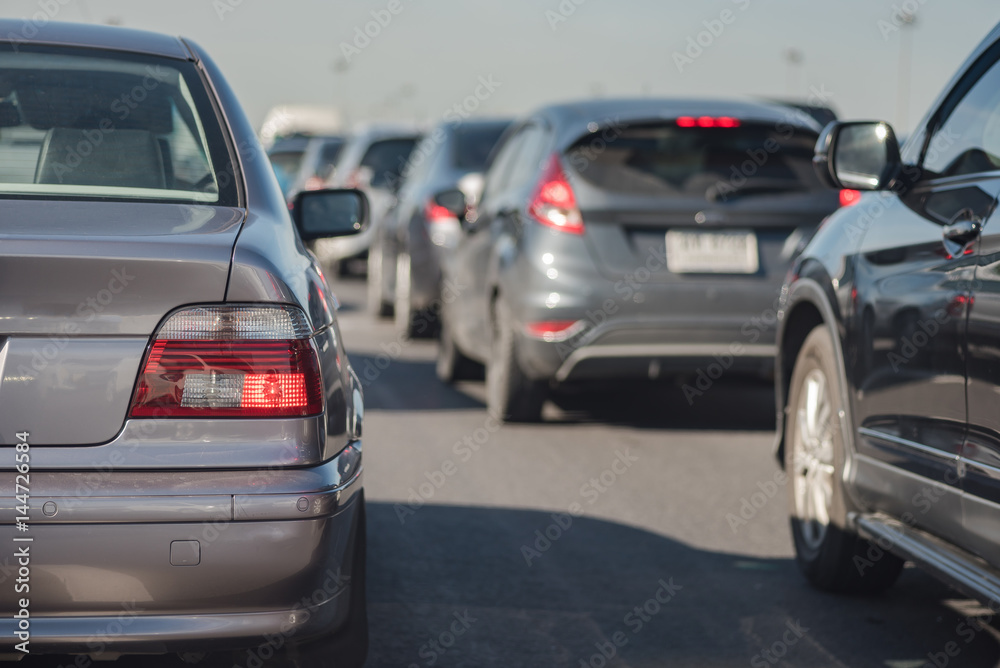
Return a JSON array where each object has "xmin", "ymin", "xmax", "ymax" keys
[
  {"xmin": 487, "ymin": 299, "xmax": 547, "ymax": 423},
  {"xmin": 367, "ymin": 244, "xmax": 393, "ymax": 318},
  {"xmin": 786, "ymin": 327, "xmax": 904, "ymax": 593},
  {"xmin": 395, "ymin": 252, "xmax": 437, "ymax": 340},
  {"xmin": 437, "ymin": 313, "xmax": 483, "ymax": 383}
]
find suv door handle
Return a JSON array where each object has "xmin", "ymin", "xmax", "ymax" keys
[{"xmin": 943, "ymin": 218, "xmax": 981, "ymax": 245}]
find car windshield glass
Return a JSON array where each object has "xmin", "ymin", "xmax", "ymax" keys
[
  {"xmin": 452, "ymin": 124, "xmax": 509, "ymax": 171},
  {"xmin": 567, "ymin": 122, "xmax": 822, "ymax": 200},
  {"xmin": 0, "ymin": 45, "xmax": 236, "ymax": 205},
  {"xmin": 360, "ymin": 137, "xmax": 418, "ymax": 188}
]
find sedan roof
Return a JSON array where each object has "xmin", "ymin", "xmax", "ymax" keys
[{"xmin": 0, "ymin": 20, "xmax": 191, "ymax": 60}]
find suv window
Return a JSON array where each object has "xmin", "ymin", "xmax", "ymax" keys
[
  {"xmin": 0, "ymin": 45, "xmax": 236, "ymax": 205},
  {"xmin": 923, "ymin": 53, "xmax": 1000, "ymax": 178}
]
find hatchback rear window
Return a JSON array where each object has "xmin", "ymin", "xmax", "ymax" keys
[
  {"xmin": 452, "ymin": 123, "xmax": 509, "ymax": 171},
  {"xmin": 360, "ymin": 138, "xmax": 418, "ymax": 188},
  {"xmin": 0, "ymin": 45, "xmax": 237, "ymax": 205},
  {"xmin": 567, "ymin": 122, "xmax": 822, "ymax": 200}
]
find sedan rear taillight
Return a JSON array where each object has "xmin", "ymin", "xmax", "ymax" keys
[{"xmin": 129, "ymin": 305, "xmax": 324, "ymax": 418}]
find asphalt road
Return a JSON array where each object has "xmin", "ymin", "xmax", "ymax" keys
[
  {"xmin": 18, "ymin": 276, "xmax": 1000, "ymax": 668},
  {"xmin": 329, "ymin": 276, "xmax": 1000, "ymax": 668}
]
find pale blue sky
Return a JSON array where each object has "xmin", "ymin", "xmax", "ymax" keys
[{"xmin": 3, "ymin": 0, "xmax": 1000, "ymax": 133}]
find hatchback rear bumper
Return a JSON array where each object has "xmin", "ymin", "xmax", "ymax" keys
[
  {"xmin": 516, "ymin": 315, "xmax": 777, "ymax": 383},
  {"xmin": 0, "ymin": 443, "xmax": 364, "ymax": 656}
]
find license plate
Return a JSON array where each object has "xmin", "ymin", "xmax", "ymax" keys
[{"xmin": 665, "ymin": 230, "xmax": 759, "ymax": 274}]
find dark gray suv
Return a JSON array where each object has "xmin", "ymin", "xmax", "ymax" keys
[{"xmin": 437, "ymin": 99, "xmax": 850, "ymax": 422}]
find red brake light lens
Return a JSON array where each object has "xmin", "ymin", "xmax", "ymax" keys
[
  {"xmin": 425, "ymin": 202, "xmax": 458, "ymax": 224},
  {"xmin": 676, "ymin": 116, "xmax": 741, "ymax": 128},
  {"xmin": 129, "ymin": 306, "xmax": 323, "ymax": 419},
  {"xmin": 839, "ymin": 189, "xmax": 862, "ymax": 207},
  {"xmin": 528, "ymin": 155, "xmax": 584, "ymax": 235},
  {"xmin": 525, "ymin": 320, "xmax": 586, "ymax": 343}
]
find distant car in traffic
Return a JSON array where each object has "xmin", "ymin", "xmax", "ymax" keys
[
  {"xmin": 370, "ymin": 118, "xmax": 513, "ymax": 337},
  {"xmin": 316, "ymin": 125, "xmax": 422, "ymax": 276},
  {"xmin": 437, "ymin": 98, "xmax": 852, "ymax": 422},
  {"xmin": 268, "ymin": 134, "xmax": 345, "ymax": 198},
  {"xmin": 776, "ymin": 20, "xmax": 1000, "ymax": 603},
  {"xmin": 0, "ymin": 20, "xmax": 369, "ymax": 666}
]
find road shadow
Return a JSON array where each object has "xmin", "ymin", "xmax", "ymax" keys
[
  {"xmin": 355, "ymin": 351, "xmax": 776, "ymax": 432},
  {"xmin": 351, "ymin": 354, "xmax": 486, "ymax": 412},
  {"xmin": 547, "ymin": 378, "xmax": 776, "ymax": 432},
  {"xmin": 367, "ymin": 502, "xmax": 1000, "ymax": 668}
]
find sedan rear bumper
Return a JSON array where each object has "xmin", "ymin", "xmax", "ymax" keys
[{"xmin": 0, "ymin": 443, "xmax": 364, "ymax": 656}]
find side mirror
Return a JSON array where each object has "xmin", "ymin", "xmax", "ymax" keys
[
  {"xmin": 434, "ymin": 189, "xmax": 468, "ymax": 218},
  {"xmin": 814, "ymin": 121, "xmax": 902, "ymax": 191},
  {"xmin": 292, "ymin": 188, "xmax": 369, "ymax": 241}
]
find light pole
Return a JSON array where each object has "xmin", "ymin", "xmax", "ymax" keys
[
  {"xmin": 784, "ymin": 48, "xmax": 804, "ymax": 98},
  {"xmin": 331, "ymin": 57, "xmax": 352, "ymax": 127},
  {"xmin": 897, "ymin": 12, "xmax": 917, "ymax": 132}
]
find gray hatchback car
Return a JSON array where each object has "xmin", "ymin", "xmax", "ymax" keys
[
  {"xmin": 0, "ymin": 21, "xmax": 368, "ymax": 666},
  {"xmin": 437, "ymin": 99, "xmax": 851, "ymax": 422}
]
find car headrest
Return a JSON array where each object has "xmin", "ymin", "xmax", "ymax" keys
[
  {"xmin": 0, "ymin": 101, "xmax": 19, "ymax": 128},
  {"xmin": 34, "ymin": 128, "xmax": 166, "ymax": 190}
]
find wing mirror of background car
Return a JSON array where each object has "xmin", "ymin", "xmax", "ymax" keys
[
  {"xmin": 292, "ymin": 188, "xmax": 369, "ymax": 241},
  {"xmin": 813, "ymin": 121, "xmax": 902, "ymax": 191},
  {"xmin": 434, "ymin": 189, "xmax": 470, "ymax": 219}
]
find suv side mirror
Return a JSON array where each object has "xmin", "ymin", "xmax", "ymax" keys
[
  {"xmin": 291, "ymin": 189, "xmax": 369, "ymax": 241},
  {"xmin": 814, "ymin": 121, "xmax": 902, "ymax": 191}
]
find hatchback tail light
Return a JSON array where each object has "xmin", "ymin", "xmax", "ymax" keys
[
  {"xmin": 528, "ymin": 155, "xmax": 584, "ymax": 235},
  {"xmin": 129, "ymin": 305, "xmax": 324, "ymax": 418},
  {"xmin": 525, "ymin": 320, "xmax": 586, "ymax": 343}
]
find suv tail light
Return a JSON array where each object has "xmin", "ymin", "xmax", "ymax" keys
[
  {"xmin": 528, "ymin": 155, "xmax": 584, "ymax": 235},
  {"xmin": 129, "ymin": 305, "xmax": 323, "ymax": 418}
]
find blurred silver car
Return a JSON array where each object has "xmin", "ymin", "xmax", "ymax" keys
[
  {"xmin": 0, "ymin": 21, "xmax": 368, "ymax": 666},
  {"xmin": 315, "ymin": 124, "xmax": 422, "ymax": 275}
]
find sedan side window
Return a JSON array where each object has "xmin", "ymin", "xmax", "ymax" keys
[
  {"xmin": 480, "ymin": 127, "xmax": 530, "ymax": 206},
  {"xmin": 923, "ymin": 51, "xmax": 1000, "ymax": 178}
]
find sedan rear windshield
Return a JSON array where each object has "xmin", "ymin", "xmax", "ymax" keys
[
  {"xmin": 452, "ymin": 123, "xmax": 509, "ymax": 171},
  {"xmin": 360, "ymin": 138, "xmax": 419, "ymax": 188},
  {"xmin": 567, "ymin": 122, "xmax": 822, "ymax": 201},
  {"xmin": 0, "ymin": 45, "xmax": 237, "ymax": 206}
]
